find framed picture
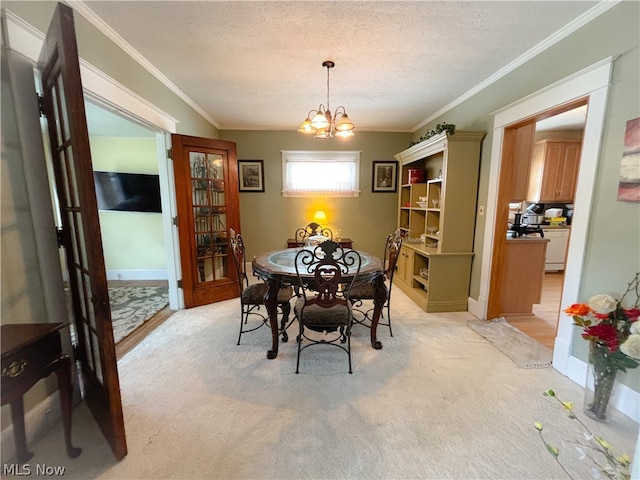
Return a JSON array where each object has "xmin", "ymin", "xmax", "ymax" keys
[
  {"xmin": 372, "ymin": 161, "xmax": 398, "ymax": 192},
  {"xmin": 238, "ymin": 160, "xmax": 264, "ymax": 192},
  {"xmin": 618, "ymin": 117, "xmax": 640, "ymax": 202}
]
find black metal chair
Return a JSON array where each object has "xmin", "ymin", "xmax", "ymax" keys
[
  {"xmin": 294, "ymin": 240, "xmax": 361, "ymax": 374},
  {"xmin": 348, "ymin": 229, "xmax": 403, "ymax": 337},
  {"xmin": 229, "ymin": 229, "xmax": 294, "ymax": 344},
  {"xmin": 293, "ymin": 222, "xmax": 333, "ymax": 247}
]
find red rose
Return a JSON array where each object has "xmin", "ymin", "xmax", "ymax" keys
[
  {"xmin": 582, "ymin": 323, "xmax": 620, "ymax": 352},
  {"xmin": 623, "ymin": 307, "xmax": 640, "ymax": 322}
]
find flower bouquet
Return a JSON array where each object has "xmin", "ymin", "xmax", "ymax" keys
[{"xmin": 564, "ymin": 272, "xmax": 640, "ymax": 421}]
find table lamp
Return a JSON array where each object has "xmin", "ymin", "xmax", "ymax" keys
[{"xmin": 312, "ymin": 210, "xmax": 328, "ymax": 226}]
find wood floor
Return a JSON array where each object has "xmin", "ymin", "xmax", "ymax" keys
[
  {"xmin": 108, "ymin": 280, "xmax": 176, "ymax": 361},
  {"xmin": 505, "ymin": 272, "xmax": 564, "ymax": 350}
]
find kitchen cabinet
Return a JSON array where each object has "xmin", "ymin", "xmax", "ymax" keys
[
  {"xmin": 394, "ymin": 131, "xmax": 485, "ymax": 312},
  {"xmin": 527, "ymin": 140, "xmax": 581, "ymax": 202}
]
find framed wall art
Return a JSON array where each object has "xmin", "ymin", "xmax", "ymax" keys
[
  {"xmin": 618, "ymin": 117, "xmax": 640, "ymax": 202},
  {"xmin": 372, "ymin": 161, "xmax": 398, "ymax": 193},
  {"xmin": 238, "ymin": 160, "xmax": 264, "ymax": 192}
]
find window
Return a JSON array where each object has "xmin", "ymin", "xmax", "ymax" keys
[{"xmin": 281, "ymin": 150, "xmax": 361, "ymax": 197}]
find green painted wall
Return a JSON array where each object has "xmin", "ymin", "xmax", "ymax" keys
[
  {"xmin": 90, "ymin": 137, "xmax": 167, "ymax": 273},
  {"xmin": 415, "ymin": 2, "xmax": 639, "ymax": 304},
  {"xmin": 2, "ymin": 1, "xmax": 219, "ymax": 138},
  {"xmin": 414, "ymin": 2, "xmax": 639, "ymax": 390},
  {"xmin": 220, "ymin": 130, "xmax": 412, "ymax": 259}
]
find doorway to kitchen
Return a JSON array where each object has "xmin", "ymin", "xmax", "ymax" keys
[
  {"xmin": 477, "ymin": 58, "xmax": 613, "ymax": 378},
  {"xmin": 505, "ymin": 106, "xmax": 587, "ymax": 350}
]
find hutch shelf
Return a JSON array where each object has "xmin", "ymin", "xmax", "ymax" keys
[{"xmin": 394, "ymin": 130, "xmax": 485, "ymax": 312}]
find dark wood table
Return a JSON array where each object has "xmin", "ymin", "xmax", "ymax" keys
[
  {"xmin": 1, "ymin": 322, "xmax": 81, "ymax": 462},
  {"xmin": 252, "ymin": 247, "xmax": 386, "ymax": 359},
  {"xmin": 286, "ymin": 238, "xmax": 353, "ymax": 249}
]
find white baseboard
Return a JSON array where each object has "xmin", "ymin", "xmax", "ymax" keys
[
  {"xmin": 106, "ymin": 269, "xmax": 168, "ymax": 281},
  {"xmin": 1, "ymin": 393, "xmax": 61, "ymax": 462},
  {"xmin": 467, "ymin": 296, "xmax": 485, "ymax": 319}
]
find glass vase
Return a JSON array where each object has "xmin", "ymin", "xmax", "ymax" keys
[{"xmin": 583, "ymin": 342, "xmax": 618, "ymax": 422}]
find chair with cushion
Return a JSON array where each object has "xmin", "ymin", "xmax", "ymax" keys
[
  {"xmin": 294, "ymin": 240, "xmax": 361, "ymax": 374},
  {"xmin": 229, "ymin": 229, "xmax": 294, "ymax": 344},
  {"xmin": 293, "ymin": 222, "xmax": 333, "ymax": 247},
  {"xmin": 349, "ymin": 229, "xmax": 403, "ymax": 337}
]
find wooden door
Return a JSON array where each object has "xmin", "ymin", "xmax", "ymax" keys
[
  {"xmin": 503, "ymin": 121, "xmax": 536, "ymax": 202},
  {"xmin": 37, "ymin": 3, "xmax": 126, "ymax": 460},
  {"xmin": 172, "ymin": 135, "xmax": 241, "ymax": 308},
  {"xmin": 486, "ymin": 120, "xmax": 535, "ymax": 319}
]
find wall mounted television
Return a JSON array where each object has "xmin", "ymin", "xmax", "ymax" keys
[{"xmin": 94, "ymin": 171, "xmax": 162, "ymax": 213}]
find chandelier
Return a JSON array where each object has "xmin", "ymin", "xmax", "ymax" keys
[{"xmin": 298, "ymin": 60, "xmax": 355, "ymax": 139}]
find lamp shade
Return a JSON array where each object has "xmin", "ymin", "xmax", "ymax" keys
[
  {"xmin": 311, "ymin": 111, "xmax": 330, "ymax": 129},
  {"xmin": 335, "ymin": 113, "xmax": 354, "ymax": 131},
  {"xmin": 312, "ymin": 210, "xmax": 328, "ymax": 225}
]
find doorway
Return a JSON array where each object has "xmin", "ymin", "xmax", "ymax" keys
[
  {"xmin": 478, "ymin": 57, "xmax": 613, "ymax": 376},
  {"xmin": 504, "ymin": 106, "xmax": 587, "ymax": 350},
  {"xmin": 83, "ymin": 100, "xmax": 176, "ymax": 357}
]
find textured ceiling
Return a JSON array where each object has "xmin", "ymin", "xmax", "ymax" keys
[{"xmin": 80, "ymin": 1, "xmax": 600, "ymax": 133}]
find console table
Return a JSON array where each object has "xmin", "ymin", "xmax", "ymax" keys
[
  {"xmin": 287, "ymin": 238, "xmax": 353, "ymax": 249},
  {"xmin": 1, "ymin": 322, "xmax": 81, "ymax": 462}
]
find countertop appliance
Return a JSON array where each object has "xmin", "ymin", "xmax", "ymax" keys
[
  {"xmin": 509, "ymin": 213, "xmax": 545, "ymax": 238},
  {"xmin": 545, "ymin": 207, "xmax": 563, "ymax": 219}
]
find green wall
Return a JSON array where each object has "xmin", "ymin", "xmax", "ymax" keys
[
  {"xmin": 414, "ymin": 2, "xmax": 639, "ymax": 389},
  {"xmin": 0, "ymin": 2, "xmax": 220, "ymax": 434},
  {"xmin": 220, "ymin": 130, "xmax": 411, "ymax": 258},
  {"xmin": 2, "ymin": 1, "xmax": 219, "ymax": 139},
  {"xmin": 415, "ymin": 2, "xmax": 639, "ymax": 306},
  {"xmin": 90, "ymin": 137, "xmax": 167, "ymax": 274}
]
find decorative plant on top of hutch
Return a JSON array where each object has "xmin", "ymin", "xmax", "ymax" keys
[{"xmin": 394, "ymin": 130, "xmax": 485, "ymax": 312}]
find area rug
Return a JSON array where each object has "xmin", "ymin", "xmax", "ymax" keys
[
  {"xmin": 109, "ymin": 286, "xmax": 169, "ymax": 344},
  {"xmin": 468, "ymin": 317, "xmax": 553, "ymax": 368}
]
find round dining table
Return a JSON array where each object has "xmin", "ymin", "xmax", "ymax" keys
[{"xmin": 252, "ymin": 247, "xmax": 387, "ymax": 359}]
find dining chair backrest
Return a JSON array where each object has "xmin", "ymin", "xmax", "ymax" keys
[
  {"xmin": 383, "ymin": 229, "xmax": 404, "ymax": 282},
  {"xmin": 294, "ymin": 222, "xmax": 334, "ymax": 246},
  {"xmin": 295, "ymin": 240, "xmax": 361, "ymax": 308},
  {"xmin": 229, "ymin": 228, "xmax": 248, "ymax": 293}
]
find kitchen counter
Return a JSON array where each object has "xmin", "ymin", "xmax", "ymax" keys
[
  {"xmin": 498, "ymin": 236, "xmax": 549, "ymax": 316},
  {"xmin": 506, "ymin": 235, "xmax": 550, "ymax": 242},
  {"xmin": 540, "ymin": 224, "xmax": 571, "ymax": 230}
]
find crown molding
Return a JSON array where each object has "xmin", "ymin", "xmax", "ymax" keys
[
  {"xmin": 69, "ymin": 0, "xmax": 219, "ymax": 129},
  {"xmin": 412, "ymin": 0, "xmax": 621, "ymax": 132}
]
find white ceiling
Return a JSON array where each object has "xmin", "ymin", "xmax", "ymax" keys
[{"xmin": 78, "ymin": 0, "xmax": 602, "ymax": 135}]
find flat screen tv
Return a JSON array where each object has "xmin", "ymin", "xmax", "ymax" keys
[{"xmin": 94, "ymin": 171, "xmax": 162, "ymax": 213}]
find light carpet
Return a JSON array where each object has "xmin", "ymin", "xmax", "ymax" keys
[
  {"xmin": 468, "ymin": 317, "xmax": 553, "ymax": 368},
  {"xmin": 11, "ymin": 288, "xmax": 637, "ymax": 480},
  {"xmin": 109, "ymin": 286, "xmax": 169, "ymax": 344}
]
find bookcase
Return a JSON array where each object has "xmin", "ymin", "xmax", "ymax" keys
[{"xmin": 394, "ymin": 131, "xmax": 485, "ymax": 312}]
